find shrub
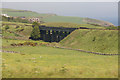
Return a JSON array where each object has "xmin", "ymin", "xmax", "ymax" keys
[
  {"xmin": 11, "ymin": 42, "xmax": 38, "ymax": 46},
  {"xmin": 32, "ymin": 22, "xmax": 40, "ymax": 28},
  {"xmin": 93, "ymin": 37, "xmax": 96, "ymax": 41},
  {"xmin": 11, "ymin": 43, "xmax": 17, "ymax": 46},
  {"xmin": 17, "ymin": 43, "xmax": 23, "ymax": 46},
  {"xmin": 106, "ymin": 26, "xmax": 118, "ymax": 30},
  {"xmin": 59, "ymin": 67, "xmax": 68, "ymax": 74},
  {"xmin": 15, "ymin": 25, "xmax": 20, "ymax": 29},
  {"xmin": 30, "ymin": 23, "xmax": 41, "ymax": 40},
  {"xmin": 5, "ymin": 25, "xmax": 9, "ymax": 30}
]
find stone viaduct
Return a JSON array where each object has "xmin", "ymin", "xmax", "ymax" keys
[
  {"xmin": 39, "ymin": 25, "xmax": 89, "ymax": 42},
  {"xmin": 39, "ymin": 25, "xmax": 77, "ymax": 42}
]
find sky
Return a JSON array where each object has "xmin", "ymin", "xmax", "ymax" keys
[
  {"xmin": 1, "ymin": 0, "xmax": 119, "ymax": 2},
  {"xmin": 2, "ymin": 2, "xmax": 119, "ymax": 26}
]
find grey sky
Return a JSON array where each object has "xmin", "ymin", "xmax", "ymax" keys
[
  {"xmin": 2, "ymin": 2, "xmax": 118, "ymax": 25},
  {"xmin": 1, "ymin": 0, "xmax": 119, "ymax": 2}
]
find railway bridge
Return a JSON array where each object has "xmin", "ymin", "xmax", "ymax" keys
[{"xmin": 39, "ymin": 25, "xmax": 77, "ymax": 42}]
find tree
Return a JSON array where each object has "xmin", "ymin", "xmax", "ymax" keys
[
  {"xmin": 30, "ymin": 24, "xmax": 41, "ymax": 40},
  {"xmin": 32, "ymin": 22, "xmax": 40, "ymax": 28},
  {"xmin": 5, "ymin": 25, "xmax": 9, "ymax": 30}
]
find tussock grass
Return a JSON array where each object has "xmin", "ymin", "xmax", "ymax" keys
[{"xmin": 2, "ymin": 46, "xmax": 118, "ymax": 78}]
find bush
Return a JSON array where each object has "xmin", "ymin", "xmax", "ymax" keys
[
  {"xmin": 5, "ymin": 25, "xmax": 9, "ymax": 30},
  {"xmin": 30, "ymin": 22, "xmax": 41, "ymax": 40},
  {"xmin": 32, "ymin": 22, "xmax": 40, "ymax": 28},
  {"xmin": 11, "ymin": 43, "xmax": 17, "ymax": 46},
  {"xmin": 15, "ymin": 25, "xmax": 20, "ymax": 29},
  {"xmin": 106, "ymin": 26, "xmax": 118, "ymax": 30},
  {"xmin": 11, "ymin": 42, "xmax": 38, "ymax": 46}
]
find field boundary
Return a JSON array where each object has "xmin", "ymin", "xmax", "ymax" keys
[
  {"xmin": 1, "ymin": 50, "xmax": 20, "ymax": 54},
  {"xmin": 2, "ymin": 45, "xmax": 118, "ymax": 56},
  {"xmin": 54, "ymin": 46, "xmax": 118, "ymax": 56}
]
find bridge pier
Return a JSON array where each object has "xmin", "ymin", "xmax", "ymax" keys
[
  {"xmin": 58, "ymin": 31, "xmax": 61, "ymax": 42},
  {"xmin": 40, "ymin": 30, "xmax": 43, "ymax": 40},
  {"xmin": 60, "ymin": 31, "xmax": 63, "ymax": 41},
  {"xmin": 51, "ymin": 31, "xmax": 55, "ymax": 42},
  {"xmin": 55, "ymin": 31, "xmax": 58, "ymax": 42},
  {"xmin": 64, "ymin": 31, "xmax": 68, "ymax": 37},
  {"xmin": 43, "ymin": 30, "xmax": 46, "ymax": 41},
  {"xmin": 47, "ymin": 30, "xmax": 51, "ymax": 42}
]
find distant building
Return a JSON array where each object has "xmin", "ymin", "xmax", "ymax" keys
[
  {"xmin": 20, "ymin": 16, "xmax": 26, "ymax": 20},
  {"xmin": 28, "ymin": 18, "xmax": 40, "ymax": 22},
  {"xmin": 1, "ymin": 14, "xmax": 10, "ymax": 17}
]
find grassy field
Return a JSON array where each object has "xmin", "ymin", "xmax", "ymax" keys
[
  {"xmin": 59, "ymin": 29, "xmax": 118, "ymax": 54},
  {"xmin": 2, "ymin": 21, "xmax": 118, "ymax": 78},
  {"xmin": 2, "ymin": 44, "xmax": 118, "ymax": 78}
]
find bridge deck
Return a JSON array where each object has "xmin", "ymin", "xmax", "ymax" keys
[{"xmin": 39, "ymin": 25, "xmax": 77, "ymax": 32}]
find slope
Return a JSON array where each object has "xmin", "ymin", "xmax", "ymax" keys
[{"xmin": 59, "ymin": 29, "xmax": 118, "ymax": 54}]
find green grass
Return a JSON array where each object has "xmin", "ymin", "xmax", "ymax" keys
[
  {"xmin": 44, "ymin": 22, "xmax": 106, "ymax": 29},
  {"xmin": 2, "ymin": 27, "xmax": 118, "ymax": 78},
  {"xmin": 2, "ymin": 39, "xmax": 45, "ymax": 47},
  {"xmin": 1, "ymin": 8, "xmax": 118, "ymax": 78},
  {"xmin": 2, "ymin": 8, "xmax": 114, "ymax": 27},
  {"xmin": 2, "ymin": 22, "xmax": 33, "ymax": 38},
  {"xmin": 2, "ymin": 21, "xmax": 106, "ymax": 41},
  {"xmin": 59, "ymin": 29, "xmax": 118, "ymax": 54},
  {"xmin": 2, "ymin": 21, "xmax": 32, "ymax": 26},
  {"xmin": 42, "ymin": 16, "xmax": 84, "ymax": 24},
  {"xmin": 42, "ymin": 16, "xmax": 114, "ymax": 26},
  {"xmin": 2, "ymin": 45, "xmax": 118, "ymax": 78},
  {"xmin": 2, "ymin": 8, "xmax": 51, "ymax": 17},
  {"xmin": 2, "ymin": 31, "xmax": 21, "ymax": 37},
  {"xmin": 2, "ymin": 22, "xmax": 118, "ymax": 55}
]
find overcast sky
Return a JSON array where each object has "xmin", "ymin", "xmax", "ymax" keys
[
  {"xmin": 2, "ymin": 2, "xmax": 118, "ymax": 25},
  {"xmin": 1, "ymin": 0, "xmax": 119, "ymax": 2}
]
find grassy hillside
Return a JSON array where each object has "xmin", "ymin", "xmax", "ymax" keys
[
  {"xmin": 2, "ymin": 21, "xmax": 106, "ymax": 40},
  {"xmin": 42, "ymin": 16, "xmax": 84, "ymax": 24},
  {"xmin": 44, "ymin": 22, "xmax": 106, "ymax": 29},
  {"xmin": 2, "ymin": 9, "xmax": 118, "ymax": 78},
  {"xmin": 2, "ymin": 8, "xmax": 114, "ymax": 27},
  {"xmin": 59, "ymin": 29, "xmax": 118, "ymax": 54},
  {"xmin": 1, "ymin": 8, "xmax": 55, "ymax": 17},
  {"xmin": 42, "ymin": 16, "xmax": 114, "ymax": 27},
  {"xmin": 2, "ymin": 22, "xmax": 33, "ymax": 40},
  {"xmin": 3, "ymin": 21, "xmax": 106, "ymax": 29},
  {"xmin": 2, "ymin": 39, "xmax": 118, "ymax": 78},
  {"xmin": 83, "ymin": 18, "xmax": 114, "ymax": 26}
]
